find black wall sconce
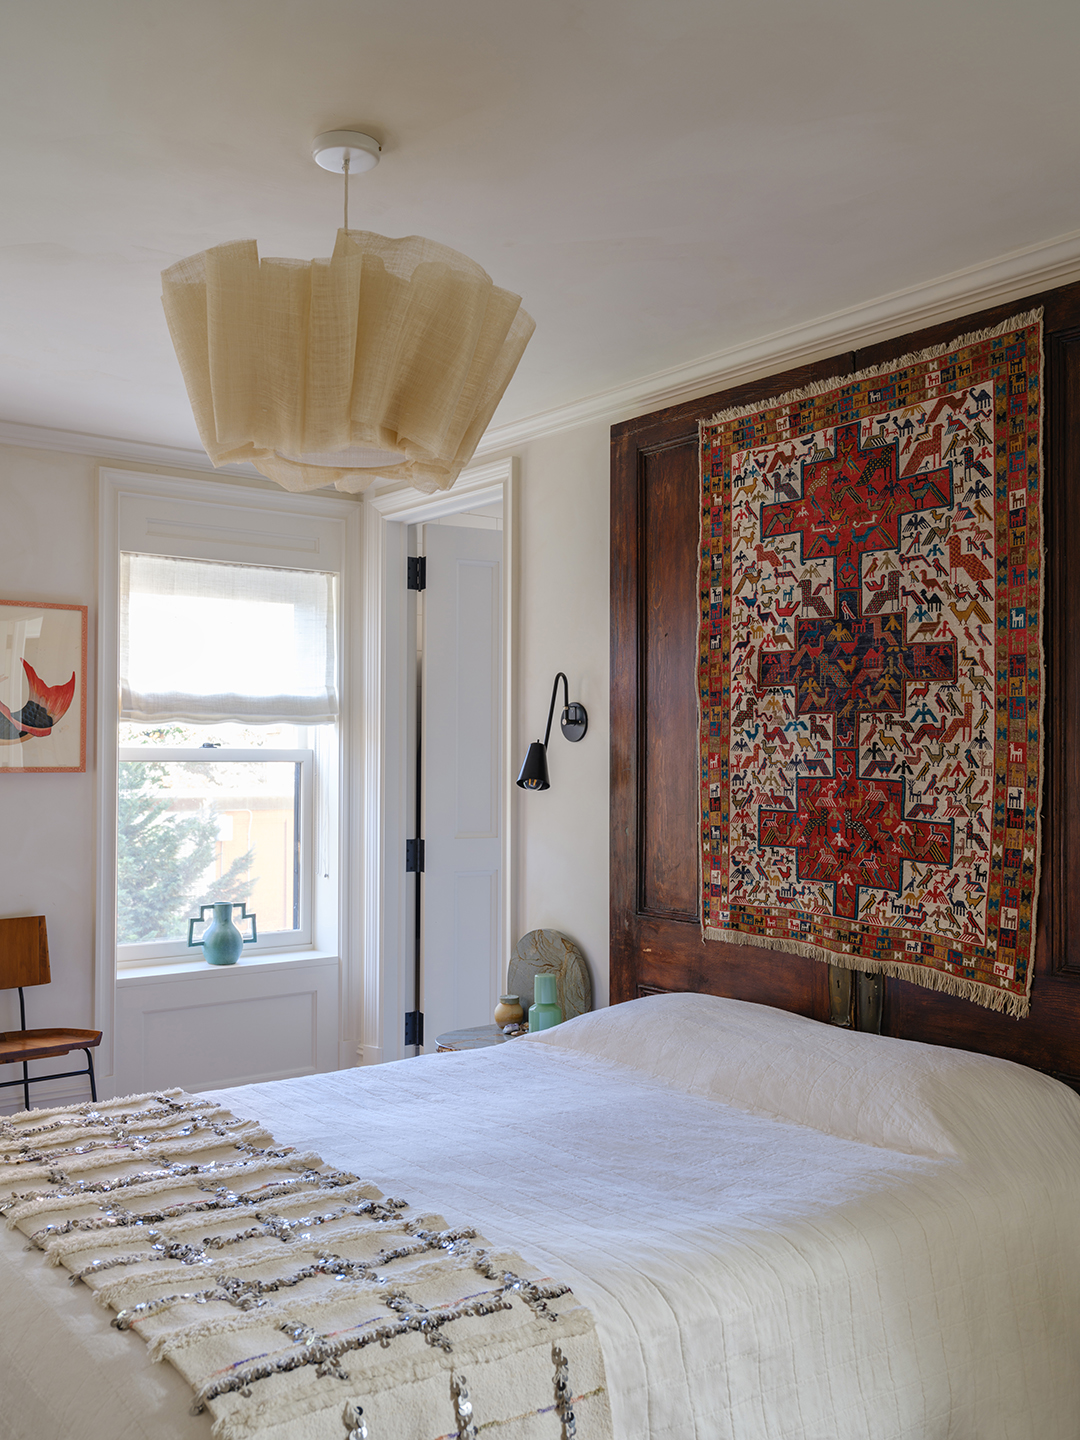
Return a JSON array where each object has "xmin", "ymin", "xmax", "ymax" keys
[{"xmin": 516, "ymin": 672, "xmax": 588, "ymax": 791}]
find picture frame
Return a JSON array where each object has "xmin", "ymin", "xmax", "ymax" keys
[{"xmin": 0, "ymin": 598, "xmax": 88, "ymax": 773}]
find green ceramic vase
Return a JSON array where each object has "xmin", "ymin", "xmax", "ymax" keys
[
  {"xmin": 188, "ymin": 902, "xmax": 258, "ymax": 964},
  {"xmin": 202, "ymin": 902, "xmax": 243, "ymax": 965}
]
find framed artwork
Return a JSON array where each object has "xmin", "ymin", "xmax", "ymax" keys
[{"xmin": 0, "ymin": 599, "xmax": 87, "ymax": 773}]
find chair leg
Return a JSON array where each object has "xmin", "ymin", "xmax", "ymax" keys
[
  {"xmin": 21, "ymin": 1060, "xmax": 30, "ymax": 1113},
  {"xmin": 84, "ymin": 1048, "xmax": 98, "ymax": 1103}
]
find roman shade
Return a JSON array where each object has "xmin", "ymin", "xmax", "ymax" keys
[{"xmin": 119, "ymin": 554, "xmax": 338, "ymax": 724}]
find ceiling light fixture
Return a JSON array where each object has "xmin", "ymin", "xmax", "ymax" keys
[{"xmin": 160, "ymin": 130, "xmax": 534, "ymax": 495}]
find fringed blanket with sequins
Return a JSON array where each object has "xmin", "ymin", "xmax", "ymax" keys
[{"xmin": 0, "ymin": 1090, "xmax": 611, "ymax": 1440}]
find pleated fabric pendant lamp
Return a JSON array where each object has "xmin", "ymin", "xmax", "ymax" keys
[{"xmin": 161, "ymin": 131, "xmax": 534, "ymax": 495}]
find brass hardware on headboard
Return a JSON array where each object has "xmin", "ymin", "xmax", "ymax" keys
[
  {"xmin": 855, "ymin": 972, "xmax": 884, "ymax": 1034},
  {"xmin": 828, "ymin": 966, "xmax": 883, "ymax": 1034},
  {"xmin": 827, "ymin": 967, "xmax": 853, "ymax": 1028}
]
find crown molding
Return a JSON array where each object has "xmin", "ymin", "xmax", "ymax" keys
[
  {"xmin": 365, "ymin": 458, "xmax": 513, "ymax": 521},
  {"xmin": 474, "ymin": 227, "xmax": 1080, "ymax": 454},
  {"xmin": 5, "ymin": 227, "xmax": 1080, "ymax": 472},
  {"xmin": 0, "ymin": 420, "xmax": 260, "ymax": 478}
]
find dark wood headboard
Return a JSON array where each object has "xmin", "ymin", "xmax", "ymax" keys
[{"xmin": 610, "ymin": 280, "xmax": 1080, "ymax": 1086}]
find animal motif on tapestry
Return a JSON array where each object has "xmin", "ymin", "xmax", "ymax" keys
[{"xmin": 698, "ymin": 313, "xmax": 1043, "ymax": 1016}]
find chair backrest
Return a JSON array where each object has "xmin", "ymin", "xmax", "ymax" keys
[{"xmin": 0, "ymin": 916, "xmax": 50, "ymax": 990}]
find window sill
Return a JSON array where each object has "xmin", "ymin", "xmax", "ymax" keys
[{"xmin": 116, "ymin": 949, "xmax": 340, "ymax": 984}]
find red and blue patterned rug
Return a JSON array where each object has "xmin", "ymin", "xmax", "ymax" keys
[{"xmin": 698, "ymin": 312, "xmax": 1043, "ymax": 1016}]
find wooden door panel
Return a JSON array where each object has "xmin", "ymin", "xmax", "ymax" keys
[{"xmin": 640, "ymin": 441, "xmax": 700, "ymax": 921}]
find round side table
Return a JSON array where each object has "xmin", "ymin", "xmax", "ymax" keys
[{"xmin": 435, "ymin": 1024, "xmax": 519, "ymax": 1052}]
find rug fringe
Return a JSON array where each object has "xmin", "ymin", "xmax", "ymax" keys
[
  {"xmin": 703, "ymin": 928, "xmax": 1030, "ymax": 1018},
  {"xmin": 702, "ymin": 308, "xmax": 1044, "ymax": 427},
  {"xmin": 0, "ymin": 1087, "xmax": 190, "ymax": 1128}
]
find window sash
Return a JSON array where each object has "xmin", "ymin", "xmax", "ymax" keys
[{"xmin": 115, "ymin": 747, "xmax": 313, "ymax": 966}]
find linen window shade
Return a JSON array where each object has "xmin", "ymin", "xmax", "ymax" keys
[{"xmin": 120, "ymin": 554, "xmax": 338, "ymax": 724}]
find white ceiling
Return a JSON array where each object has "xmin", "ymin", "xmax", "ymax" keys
[{"xmin": 3, "ymin": 0, "xmax": 1080, "ymax": 457}]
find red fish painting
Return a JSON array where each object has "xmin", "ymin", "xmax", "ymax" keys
[{"xmin": 0, "ymin": 660, "xmax": 76, "ymax": 744}]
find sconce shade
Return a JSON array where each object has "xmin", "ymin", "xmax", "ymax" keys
[
  {"xmin": 516, "ymin": 741, "xmax": 550, "ymax": 791},
  {"xmin": 161, "ymin": 229, "xmax": 535, "ymax": 496},
  {"xmin": 516, "ymin": 673, "xmax": 587, "ymax": 792}
]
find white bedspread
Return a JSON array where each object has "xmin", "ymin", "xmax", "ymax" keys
[{"xmin": 3, "ymin": 993, "xmax": 1080, "ymax": 1440}]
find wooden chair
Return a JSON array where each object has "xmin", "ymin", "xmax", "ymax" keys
[{"xmin": 0, "ymin": 915, "xmax": 101, "ymax": 1111}]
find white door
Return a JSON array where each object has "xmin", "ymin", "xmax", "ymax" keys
[{"xmin": 419, "ymin": 521, "xmax": 503, "ymax": 1050}]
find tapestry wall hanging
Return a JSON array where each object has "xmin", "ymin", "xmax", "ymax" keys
[{"xmin": 698, "ymin": 312, "xmax": 1043, "ymax": 1016}]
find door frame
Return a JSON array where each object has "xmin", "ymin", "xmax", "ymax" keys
[{"xmin": 360, "ymin": 458, "xmax": 516, "ymax": 1063}]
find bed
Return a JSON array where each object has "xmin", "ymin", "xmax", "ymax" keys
[{"xmin": 3, "ymin": 992, "xmax": 1080, "ymax": 1440}]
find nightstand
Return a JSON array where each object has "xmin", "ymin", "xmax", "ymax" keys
[{"xmin": 434, "ymin": 1024, "xmax": 522, "ymax": 1052}]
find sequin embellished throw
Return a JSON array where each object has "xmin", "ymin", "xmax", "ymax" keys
[
  {"xmin": 698, "ymin": 312, "xmax": 1044, "ymax": 1016},
  {"xmin": 0, "ymin": 1090, "xmax": 611, "ymax": 1439}
]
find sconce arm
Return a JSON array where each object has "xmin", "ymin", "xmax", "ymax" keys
[{"xmin": 543, "ymin": 672, "xmax": 569, "ymax": 748}]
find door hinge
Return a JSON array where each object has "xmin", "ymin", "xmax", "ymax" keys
[
  {"xmin": 404, "ymin": 1010, "xmax": 424, "ymax": 1047},
  {"xmin": 405, "ymin": 838, "xmax": 425, "ymax": 873},
  {"xmin": 407, "ymin": 556, "xmax": 427, "ymax": 591}
]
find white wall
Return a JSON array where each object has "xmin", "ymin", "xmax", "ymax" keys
[
  {"xmin": 497, "ymin": 419, "xmax": 612, "ymax": 1008},
  {"xmin": 0, "ymin": 423, "xmax": 617, "ymax": 1091},
  {"xmin": 0, "ymin": 447, "xmax": 361, "ymax": 1107},
  {"xmin": 0, "ymin": 446, "xmax": 98, "ymax": 1041}
]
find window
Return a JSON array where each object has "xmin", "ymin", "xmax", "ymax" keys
[
  {"xmin": 116, "ymin": 732, "xmax": 313, "ymax": 961},
  {"xmin": 100, "ymin": 474, "xmax": 353, "ymax": 974},
  {"xmin": 115, "ymin": 553, "xmax": 336, "ymax": 965}
]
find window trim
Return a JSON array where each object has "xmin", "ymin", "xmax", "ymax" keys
[{"xmin": 95, "ymin": 469, "xmax": 362, "ymax": 1089}]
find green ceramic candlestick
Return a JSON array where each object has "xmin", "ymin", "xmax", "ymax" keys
[{"xmin": 528, "ymin": 971, "xmax": 562, "ymax": 1031}]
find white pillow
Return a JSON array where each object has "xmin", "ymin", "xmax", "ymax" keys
[{"xmin": 527, "ymin": 991, "xmax": 1080, "ymax": 1159}]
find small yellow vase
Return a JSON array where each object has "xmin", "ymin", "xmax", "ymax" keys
[{"xmin": 494, "ymin": 994, "xmax": 524, "ymax": 1028}]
